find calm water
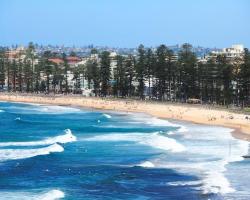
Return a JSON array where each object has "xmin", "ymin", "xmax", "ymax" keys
[{"xmin": 0, "ymin": 101, "xmax": 249, "ymax": 200}]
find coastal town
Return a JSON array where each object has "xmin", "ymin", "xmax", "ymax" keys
[{"xmin": 0, "ymin": 43, "xmax": 249, "ymax": 107}]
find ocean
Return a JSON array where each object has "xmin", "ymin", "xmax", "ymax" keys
[{"xmin": 0, "ymin": 101, "xmax": 249, "ymax": 200}]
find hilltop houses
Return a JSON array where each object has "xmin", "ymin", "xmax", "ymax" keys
[
  {"xmin": 1, "ymin": 44, "xmax": 247, "ymax": 100},
  {"xmin": 204, "ymin": 44, "xmax": 245, "ymax": 64}
]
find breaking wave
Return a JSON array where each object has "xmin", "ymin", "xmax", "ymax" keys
[
  {"xmin": 103, "ymin": 114, "xmax": 112, "ymax": 119},
  {"xmin": 134, "ymin": 126, "xmax": 249, "ymax": 195},
  {"xmin": 130, "ymin": 114, "xmax": 188, "ymax": 133},
  {"xmin": 0, "ymin": 189, "xmax": 65, "ymax": 200},
  {"xmin": 137, "ymin": 161, "xmax": 155, "ymax": 168},
  {"xmin": 177, "ymin": 126, "xmax": 189, "ymax": 133},
  {"xmin": 39, "ymin": 189, "xmax": 65, "ymax": 200},
  {"xmin": 6, "ymin": 104, "xmax": 81, "ymax": 114},
  {"xmin": 0, "ymin": 143, "xmax": 64, "ymax": 161},
  {"xmin": 0, "ymin": 129, "xmax": 76, "ymax": 147},
  {"xmin": 167, "ymin": 180, "xmax": 201, "ymax": 187},
  {"xmin": 83, "ymin": 132, "xmax": 186, "ymax": 152}
]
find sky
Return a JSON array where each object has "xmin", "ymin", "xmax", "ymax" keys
[{"xmin": 0, "ymin": 0, "xmax": 249, "ymax": 48}]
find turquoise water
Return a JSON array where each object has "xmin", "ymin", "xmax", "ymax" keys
[{"xmin": 0, "ymin": 101, "xmax": 249, "ymax": 200}]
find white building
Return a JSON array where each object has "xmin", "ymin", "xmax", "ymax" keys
[
  {"xmin": 206, "ymin": 44, "xmax": 245, "ymax": 63},
  {"xmin": 109, "ymin": 52, "xmax": 117, "ymax": 79},
  {"xmin": 211, "ymin": 44, "xmax": 244, "ymax": 57}
]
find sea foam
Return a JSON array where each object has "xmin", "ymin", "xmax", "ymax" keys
[
  {"xmin": 7, "ymin": 104, "xmax": 81, "ymax": 114},
  {"xmin": 0, "ymin": 143, "xmax": 64, "ymax": 161},
  {"xmin": 167, "ymin": 180, "xmax": 202, "ymax": 187},
  {"xmin": 130, "ymin": 114, "xmax": 188, "ymax": 133},
  {"xmin": 137, "ymin": 161, "xmax": 155, "ymax": 168},
  {"xmin": 0, "ymin": 129, "xmax": 76, "ymax": 147},
  {"xmin": 39, "ymin": 189, "xmax": 65, "ymax": 200},
  {"xmin": 0, "ymin": 189, "xmax": 65, "ymax": 200},
  {"xmin": 103, "ymin": 113, "xmax": 112, "ymax": 119},
  {"xmin": 136, "ymin": 125, "xmax": 249, "ymax": 195},
  {"xmin": 86, "ymin": 114, "xmax": 249, "ymax": 195},
  {"xmin": 83, "ymin": 132, "xmax": 186, "ymax": 152}
]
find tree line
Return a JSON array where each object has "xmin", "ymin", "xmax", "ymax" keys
[{"xmin": 0, "ymin": 43, "xmax": 250, "ymax": 107}]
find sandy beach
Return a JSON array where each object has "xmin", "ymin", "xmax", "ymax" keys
[{"xmin": 0, "ymin": 93, "xmax": 250, "ymax": 141}]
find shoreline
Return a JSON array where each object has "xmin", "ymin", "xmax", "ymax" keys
[{"xmin": 0, "ymin": 93, "xmax": 250, "ymax": 141}]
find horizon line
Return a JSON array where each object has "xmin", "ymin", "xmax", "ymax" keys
[{"xmin": 1, "ymin": 42, "xmax": 246, "ymax": 49}]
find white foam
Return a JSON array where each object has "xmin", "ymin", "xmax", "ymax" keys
[
  {"xmin": 131, "ymin": 114, "xmax": 188, "ymax": 133},
  {"xmin": 137, "ymin": 126, "xmax": 249, "ymax": 195},
  {"xmin": 83, "ymin": 132, "xmax": 186, "ymax": 152},
  {"xmin": 0, "ymin": 143, "xmax": 64, "ymax": 161},
  {"xmin": 167, "ymin": 180, "xmax": 202, "ymax": 186},
  {"xmin": 103, "ymin": 114, "xmax": 112, "ymax": 119},
  {"xmin": 137, "ymin": 161, "xmax": 155, "ymax": 168},
  {"xmin": 0, "ymin": 189, "xmax": 65, "ymax": 200},
  {"xmin": 7, "ymin": 104, "xmax": 81, "ymax": 114},
  {"xmin": 166, "ymin": 127, "xmax": 188, "ymax": 135},
  {"xmin": 201, "ymin": 171, "xmax": 235, "ymax": 194},
  {"xmin": 177, "ymin": 126, "xmax": 189, "ymax": 133},
  {"xmin": 0, "ymin": 129, "xmax": 76, "ymax": 147},
  {"xmin": 167, "ymin": 131, "xmax": 176, "ymax": 135},
  {"xmin": 138, "ymin": 158, "xmax": 238, "ymax": 195},
  {"xmin": 39, "ymin": 189, "xmax": 65, "ymax": 200},
  {"xmin": 38, "ymin": 105, "xmax": 81, "ymax": 114},
  {"xmin": 0, "ymin": 109, "xmax": 4, "ymax": 113},
  {"xmin": 87, "ymin": 114, "xmax": 249, "ymax": 195},
  {"xmin": 142, "ymin": 132, "xmax": 186, "ymax": 152},
  {"xmin": 146, "ymin": 117, "xmax": 180, "ymax": 127}
]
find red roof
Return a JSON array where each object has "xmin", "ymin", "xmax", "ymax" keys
[
  {"xmin": 48, "ymin": 58, "xmax": 64, "ymax": 65},
  {"xmin": 48, "ymin": 57, "xmax": 81, "ymax": 65},
  {"xmin": 67, "ymin": 56, "xmax": 81, "ymax": 63}
]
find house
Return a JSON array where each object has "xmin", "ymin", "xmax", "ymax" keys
[
  {"xmin": 48, "ymin": 58, "xmax": 64, "ymax": 65},
  {"xmin": 67, "ymin": 56, "xmax": 81, "ymax": 67}
]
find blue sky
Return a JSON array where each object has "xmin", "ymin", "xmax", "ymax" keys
[{"xmin": 0, "ymin": 0, "xmax": 249, "ymax": 48}]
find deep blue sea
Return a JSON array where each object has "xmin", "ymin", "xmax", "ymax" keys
[{"xmin": 0, "ymin": 101, "xmax": 249, "ymax": 200}]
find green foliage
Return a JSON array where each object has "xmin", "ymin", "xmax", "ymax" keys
[
  {"xmin": 100, "ymin": 51, "xmax": 111, "ymax": 97},
  {"xmin": 178, "ymin": 43, "xmax": 198, "ymax": 100},
  {"xmin": 0, "ymin": 42, "xmax": 250, "ymax": 108},
  {"xmin": 85, "ymin": 60, "xmax": 100, "ymax": 96},
  {"xmin": 136, "ymin": 44, "xmax": 146, "ymax": 99},
  {"xmin": 0, "ymin": 49, "xmax": 5, "ymax": 89}
]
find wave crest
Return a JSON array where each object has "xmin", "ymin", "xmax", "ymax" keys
[
  {"xmin": 0, "ymin": 143, "xmax": 64, "ymax": 161},
  {"xmin": 135, "ymin": 128, "xmax": 249, "ymax": 195},
  {"xmin": 137, "ymin": 161, "xmax": 155, "ymax": 168},
  {"xmin": 83, "ymin": 132, "xmax": 185, "ymax": 152},
  {"xmin": 0, "ymin": 129, "xmax": 76, "ymax": 147},
  {"xmin": 103, "ymin": 113, "xmax": 112, "ymax": 119},
  {"xmin": 6, "ymin": 104, "xmax": 81, "ymax": 114},
  {"xmin": 0, "ymin": 189, "xmax": 65, "ymax": 200},
  {"xmin": 39, "ymin": 189, "xmax": 65, "ymax": 200}
]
